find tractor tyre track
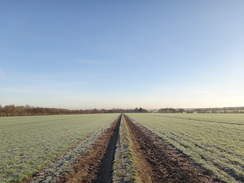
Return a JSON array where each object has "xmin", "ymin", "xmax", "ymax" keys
[
  {"xmin": 58, "ymin": 115, "xmax": 121, "ymax": 183},
  {"xmin": 124, "ymin": 114, "xmax": 221, "ymax": 183}
]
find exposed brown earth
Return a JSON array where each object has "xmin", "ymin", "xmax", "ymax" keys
[
  {"xmin": 124, "ymin": 114, "xmax": 222, "ymax": 183},
  {"xmin": 57, "ymin": 115, "xmax": 121, "ymax": 183},
  {"xmin": 25, "ymin": 114, "xmax": 225, "ymax": 183}
]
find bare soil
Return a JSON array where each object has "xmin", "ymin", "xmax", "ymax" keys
[
  {"xmin": 124, "ymin": 114, "xmax": 222, "ymax": 183},
  {"xmin": 25, "ymin": 114, "xmax": 225, "ymax": 183},
  {"xmin": 57, "ymin": 115, "xmax": 121, "ymax": 183}
]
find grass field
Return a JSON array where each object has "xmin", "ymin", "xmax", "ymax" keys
[
  {"xmin": 0, "ymin": 114, "xmax": 118, "ymax": 183},
  {"xmin": 127, "ymin": 113, "xmax": 244, "ymax": 183},
  {"xmin": 112, "ymin": 115, "xmax": 136, "ymax": 182},
  {"xmin": 1, "ymin": 113, "xmax": 243, "ymax": 183}
]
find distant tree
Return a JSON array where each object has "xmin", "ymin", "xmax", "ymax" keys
[
  {"xmin": 178, "ymin": 109, "xmax": 185, "ymax": 113},
  {"xmin": 158, "ymin": 108, "xmax": 177, "ymax": 113},
  {"xmin": 39, "ymin": 108, "xmax": 47, "ymax": 115},
  {"xmin": 131, "ymin": 107, "xmax": 148, "ymax": 113},
  {"xmin": 15, "ymin": 106, "xmax": 26, "ymax": 116},
  {"xmin": 91, "ymin": 108, "xmax": 99, "ymax": 114},
  {"xmin": 0, "ymin": 105, "xmax": 3, "ymax": 116},
  {"xmin": 3, "ymin": 105, "xmax": 16, "ymax": 116}
]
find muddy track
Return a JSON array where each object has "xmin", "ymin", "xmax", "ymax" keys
[
  {"xmin": 124, "ymin": 114, "xmax": 221, "ymax": 183},
  {"xmin": 25, "ymin": 114, "xmax": 224, "ymax": 183},
  {"xmin": 92, "ymin": 115, "xmax": 121, "ymax": 183},
  {"xmin": 58, "ymin": 115, "xmax": 121, "ymax": 183}
]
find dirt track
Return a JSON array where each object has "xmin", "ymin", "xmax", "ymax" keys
[
  {"xmin": 58, "ymin": 115, "xmax": 121, "ymax": 183},
  {"xmin": 26, "ymin": 114, "xmax": 222, "ymax": 183},
  {"xmin": 124, "ymin": 114, "xmax": 221, "ymax": 183}
]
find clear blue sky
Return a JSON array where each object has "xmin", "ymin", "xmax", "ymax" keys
[{"xmin": 0, "ymin": 0, "xmax": 243, "ymax": 109}]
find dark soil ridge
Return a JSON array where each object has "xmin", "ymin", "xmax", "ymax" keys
[
  {"xmin": 22, "ymin": 115, "xmax": 121, "ymax": 183},
  {"xmin": 92, "ymin": 114, "xmax": 121, "ymax": 183},
  {"xmin": 124, "ymin": 114, "xmax": 223, "ymax": 183},
  {"xmin": 58, "ymin": 114, "xmax": 121, "ymax": 183}
]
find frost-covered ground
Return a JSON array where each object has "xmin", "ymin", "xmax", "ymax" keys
[{"xmin": 0, "ymin": 114, "xmax": 118, "ymax": 183}]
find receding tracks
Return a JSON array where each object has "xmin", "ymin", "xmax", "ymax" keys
[
  {"xmin": 124, "ymin": 114, "xmax": 221, "ymax": 183},
  {"xmin": 26, "ymin": 114, "xmax": 222, "ymax": 183},
  {"xmin": 58, "ymin": 115, "xmax": 121, "ymax": 183},
  {"xmin": 92, "ymin": 115, "xmax": 121, "ymax": 182}
]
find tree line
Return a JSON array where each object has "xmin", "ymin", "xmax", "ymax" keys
[
  {"xmin": 158, "ymin": 108, "xmax": 185, "ymax": 113},
  {"xmin": 157, "ymin": 107, "xmax": 244, "ymax": 113},
  {"xmin": 0, "ymin": 104, "xmax": 148, "ymax": 117}
]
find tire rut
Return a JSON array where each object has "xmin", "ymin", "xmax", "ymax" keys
[
  {"xmin": 58, "ymin": 115, "xmax": 121, "ymax": 183},
  {"xmin": 25, "ymin": 114, "xmax": 224, "ymax": 183},
  {"xmin": 124, "ymin": 114, "xmax": 222, "ymax": 183},
  {"xmin": 92, "ymin": 115, "xmax": 121, "ymax": 183}
]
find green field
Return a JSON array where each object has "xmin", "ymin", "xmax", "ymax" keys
[
  {"xmin": 0, "ymin": 114, "xmax": 118, "ymax": 183},
  {"xmin": 1, "ymin": 113, "xmax": 243, "ymax": 183},
  {"xmin": 127, "ymin": 113, "xmax": 244, "ymax": 183}
]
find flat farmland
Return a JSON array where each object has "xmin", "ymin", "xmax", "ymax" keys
[
  {"xmin": 1, "ymin": 113, "xmax": 243, "ymax": 183},
  {"xmin": 0, "ymin": 114, "xmax": 119, "ymax": 183},
  {"xmin": 127, "ymin": 113, "xmax": 244, "ymax": 183}
]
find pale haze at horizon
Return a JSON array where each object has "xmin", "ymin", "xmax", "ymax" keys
[{"xmin": 0, "ymin": 0, "xmax": 244, "ymax": 109}]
